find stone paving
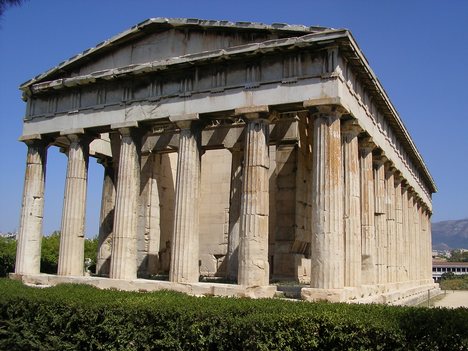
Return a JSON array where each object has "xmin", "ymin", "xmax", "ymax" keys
[{"xmin": 432, "ymin": 290, "xmax": 468, "ymax": 308}]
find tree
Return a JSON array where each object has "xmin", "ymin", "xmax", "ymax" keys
[
  {"xmin": 0, "ymin": 0, "xmax": 27, "ymax": 17},
  {"xmin": 0, "ymin": 236, "xmax": 16, "ymax": 277},
  {"xmin": 41, "ymin": 231, "xmax": 61, "ymax": 274}
]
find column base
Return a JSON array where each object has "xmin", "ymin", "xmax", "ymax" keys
[
  {"xmin": 301, "ymin": 282, "xmax": 441, "ymax": 304},
  {"xmin": 9, "ymin": 273, "xmax": 278, "ymax": 299},
  {"xmin": 301, "ymin": 287, "xmax": 348, "ymax": 302}
]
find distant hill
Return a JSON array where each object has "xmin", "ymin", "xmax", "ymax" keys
[{"xmin": 432, "ymin": 218, "xmax": 468, "ymax": 250}]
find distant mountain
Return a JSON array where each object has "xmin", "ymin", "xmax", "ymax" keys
[{"xmin": 432, "ymin": 218, "xmax": 468, "ymax": 250}]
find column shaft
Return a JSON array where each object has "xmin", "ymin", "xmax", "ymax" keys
[
  {"xmin": 373, "ymin": 158, "xmax": 387, "ymax": 284},
  {"xmin": 226, "ymin": 146, "xmax": 243, "ymax": 281},
  {"xmin": 238, "ymin": 118, "xmax": 270, "ymax": 287},
  {"xmin": 110, "ymin": 128, "xmax": 140, "ymax": 280},
  {"xmin": 169, "ymin": 123, "xmax": 201, "ymax": 283},
  {"xmin": 385, "ymin": 167, "xmax": 396, "ymax": 283},
  {"xmin": 407, "ymin": 192, "xmax": 415, "ymax": 280},
  {"xmin": 310, "ymin": 112, "xmax": 343, "ymax": 289},
  {"xmin": 96, "ymin": 161, "xmax": 115, "ymax": 276},
  {"xmin": 58, "ymin": 135, "xmax": 89, "ymax": 276},
  {"xmin": 394, "ymin": 178, "xmax": 403, "ymax": 282},
  {"xmin": 15, "ymin": 140, "xmax": 47, "ymax": 275},
  {"xmin": 401, "ymin": 186, "xmax": 410, "ymax": 281},
  {"xmin": 359, "ymin": 140, "xmax": 376, "ymax": 285},
  {"xmin": 414, "ymin": 200, "xmax": 421, "ymax": 281},
  {"xmin": 342, "ymin": 122, "xmax": 361, "ymax": 288}
]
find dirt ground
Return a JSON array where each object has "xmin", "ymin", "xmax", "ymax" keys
[{"xmin": 431, "ymin": 290, "xmax": 468, "ymax": 308}]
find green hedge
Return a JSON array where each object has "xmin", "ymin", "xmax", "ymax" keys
[{"xmin": 0, "ymin": 279, "xmax": 467, "ymax": 350}]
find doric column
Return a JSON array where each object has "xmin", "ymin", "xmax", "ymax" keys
[
  {"xmin": 58, "ymin": 133, "xmax": 90, "ymax": 276},
  {"xmin": 394, "ymin": 175, "xmax": 404, "ymax": 282},
  {"xmin": 341, "ymin": 120, "xmax": 361, "ymax": 288},
  {"xmin": 426, "ymin": 209, "xmax": 433, "ymax": 281},
  {"xmin": 15, "ymin": 138, "xmax": 48, "ymax": 275},
  {"xmin": 96, "ymin": 158, "xmax": 115, "ymax": 276},
  {"xmin": 414, "ymin": 198, "xmax": 421, "ymax": 281},
  {"xmin": 169, "ymin": 120, "xmax": 202, "ymax": 283},
  {"xmin": 401, "ymin": 182, "xmax": 410, "ymax": 281},
  {"xmin": 359, "ymin": 137, "xmax": 376, "ymax": 285},
  {"xmin": 310, "ymin": 106, "xmax": 343, "ymax": 290},
  {"xmin": 226, "ymin": 144, "xmax": 243, "ymax": 281},
  {"xmin": 237, "ymin": 106, "xmax": 270, "ymax": 287},
  {"xmin": 373, "ymin": 154, "xmax": 387, "ymax": 284},
  {"xmin": 385, "ymin": 163, "xmax": 396, "ymax": 283},
  {"xmin": 418, "ymin": 204, "xmax": 427, "ymax": 280},
  {"xmin": 109, "ymin": 126, "xmax": 141, "ymax": 280},
  {"xmin": 407, "ymin": 191, "xmax": 416, "ymax": 280}
]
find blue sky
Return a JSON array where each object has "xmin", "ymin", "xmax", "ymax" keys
[{"xmin": 0, "ymin": 0, "xmax": 467, "ymax": 236}]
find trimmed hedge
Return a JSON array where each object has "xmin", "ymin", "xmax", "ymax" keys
[{"xmin": 0, "ymin": 279, "xmax": 467, "ymax": 350}]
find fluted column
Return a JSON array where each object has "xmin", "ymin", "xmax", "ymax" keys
[
  {"xmin": 426, "ymin": 210, "xmax": 433, "ymax": 281},
  {"xmin": 414, "ymin": 199, "xmax": 421, "ymax": 281},
  {"xmin": 359, "ymin": 137, "xmax": 376, "ymax": 285},
  {"xmin": 407, "ymin": 191, "xmax": 416, "ymax": 281},
  {"xmin": 342, "ymin": 120, "xmax": 361, "ymax": 288},
  {"xmin": 15, "ymin": 138, "xmax": 47, "ymax": 275},
  {"xmin": 373, "ymin": 154, "xmax": 387, "ymax": 284},
  {"xmin": 401, "ymin": 183, "xmax": 410, "ymax": 281},
  {"xmin": 238, "ymin": 114, "xmax": 270, "ymax": 287},
  {"xmin": 58, "ymin": 133, "xmax": 90, "ymax": 276},
  {"xmin": 96, "ymin": 159, "xmax": 115, "ymax": 276},
  {"xmin": 169, "ymin": 121, "xmax": 202, "ymax": 283},
  {"xmin": 385, "ymin": 164, "xmax": 396, "ymax": 283},
  {"xmin": 226, "ymin": 144, "xmax": 243, "ymax": 281},
  {"xmin": 110, "ymin": 127, "xmax": 141, "ymax": 280},
  {"xmin": 310, "ymin": 107, "xmax": 343, "ymax": 289},
  {"xmin": 394, "ymin": 175, "xmax": 404, "ymax": 282}
]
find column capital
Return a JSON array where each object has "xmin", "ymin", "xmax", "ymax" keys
[
  {"xmin": 169, "ymin": 113, "xmax": 199, "ymax": 129},
  {"xmin": 60, "ymin": 129, "xmax": 94, "ymax": 146},
  {"xmin": 394, "ymin": 172, "xmax": 404, "ymax": 185},
  {"xmin": 385, "ymin": 161, "xmax": 396, "ymax": 175},
  {"xmin": 341, "ymin": 119, "xmax": 361, "ymax": 137},
  {"xmin": 234, "ymin": 105, "xmax": 269, "ymax": 121},
  {"xmin": 372, "ymin": 152, "xmax": 387, "ymax": 167},
  {"xmin": 19, "ymin": 134, "xmax": 50, "ymax": 147}
]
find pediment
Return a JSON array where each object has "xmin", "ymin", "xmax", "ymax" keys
[{"xmin": 22, "ymin": 18, "xmax": 329, "ymax": 89}]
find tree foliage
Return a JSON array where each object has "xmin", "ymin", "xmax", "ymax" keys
[
  {"xmin": 448, "ymin": 249, "xmax": 468, "ymax": 262},
  {"xmin": 0, "ymin": 236, "xmax": 16, "ymax": 277},
  {"xmin": 0, "ymin": 0, "xmax": 27, "ymax": 17},
  {"xmin": 0, "ymin": 232, "xmax": 98, "ymax": 275}
]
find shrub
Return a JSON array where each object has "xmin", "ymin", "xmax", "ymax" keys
[
  {"xmin": 0, "ymin": 279, "xmax": 467, "ymax": 350},
  {"xmin": 0, "ymin": 237, "xmax": 16, "ymax": 277}
]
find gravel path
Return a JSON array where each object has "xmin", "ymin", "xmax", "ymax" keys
[{"xmin": 432, "ymin": 290, "xmax": 468, "ymax": 308}]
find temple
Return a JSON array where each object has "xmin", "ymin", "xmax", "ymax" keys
[{"xmin": 13, "ymin": 18, "xmax": 438, "ymax": 304}]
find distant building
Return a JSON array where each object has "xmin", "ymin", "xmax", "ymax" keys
[{"xmin": 432, "ymin": 261, "xmax": 468, "ymax": 282}]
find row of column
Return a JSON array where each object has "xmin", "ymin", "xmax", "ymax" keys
[
  {"xmin": 15, "ymin": 111, "xmax": 273, "ymax": 287},
  {"xmin": 308, "ymin": 106, "xmax": 433, "ymax": 291},
  {"xmin": 15, "ymin": 105, "xmax": 433, "ymax": 291}
]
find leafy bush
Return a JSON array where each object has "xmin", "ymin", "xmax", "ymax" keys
[
  {"xmin": 0, "ymin": 279, "xmax": 467, "ymax": 350},
  {"xmin": 440, "ymin": 274, "xmax": 468, "ymax": 290},
  {"xmin": 0, "ymin": 237, "xmax": 16, "ymax": 277}
]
